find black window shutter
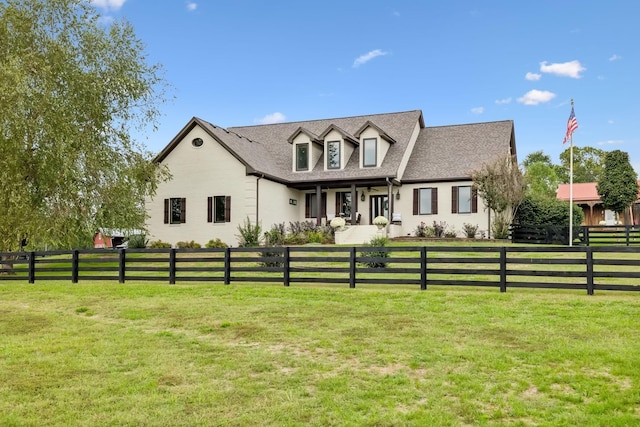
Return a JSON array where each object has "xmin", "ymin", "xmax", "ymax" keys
[
  {"xmin": 180, "ymin": 198, "xmax": 186, "ymax": 223},
  {"xmin": 305, "ymin": 194, "xmax": 310, "ymax": 218},
  {"xmin": 321, "ymin": 193, "xmax": 327, "ymax": 218},
  {"xmin": 225, "ymin": 196, "xmax": 231, "ymax": 222},
  {"xmin": 164, "ymin": 199, "xmax": 169, "ymax": 224},
  {"xmin": 335, "ymin": 193, "xmax": 341, "ymax": 215},
  {"xmin": 207, "ymin": 197, "xmax": 212, "ymax": 223},
  {"xmin": 471, "ymin": 187, "xmax": 478, "ymax": 213},
  {"xmin": 432, "ymin": 188, "xmax": 438, "ymax": 215},
  {"xmin": 451, "ymin": 187, "xmax": 458, "ymax": 214},
  {"xmin": 413, "ymin": 189, "xmax": 419, "ymax": 215}
]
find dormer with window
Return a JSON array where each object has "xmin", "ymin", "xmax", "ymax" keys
[
  {"xmin": 355, "ymin": 121, "xmax": 396, "ymax": 168},
  {"xmin": 288, "ymin": 127, "xmax": 322, "ymax": 172},
  {"xmin": 318, "ymin": 124, "xmax": 358, "ymax": 171}
]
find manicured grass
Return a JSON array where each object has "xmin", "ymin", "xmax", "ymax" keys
[{"xmin": 0, "ymin": 282, "xmax": 638, "ymax": 426}]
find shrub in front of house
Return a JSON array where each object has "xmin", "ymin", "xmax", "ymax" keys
[
  {"xmin": 261, "ymin": 225, "xmax": 285, "ymax": 267},
  {"xmin": 283, "ymin": 221, "xmax": 334, "ymax": 245},
  {"xmin": 126, "ymin": 234, "xmax": 148, "ymax": 249},
  {"xmin": 414, "ymin": 221, "xmax": 435, "ymax": 237},
  {"xmin": 463, "ymin": 223, "xmax": 479, "ymax": 238},
  {"xmin": 514, "ymin": 194, "xmax": 584, "ymax": 227},
  {"xmin": 237, "ymin": 217, "xmax": 262, "ymax": 247},
  {"xmin": 176, "ymin": 240, "xmax": 202, "ymax": 249},
  {"xmin": 205, "ymin": 238, "xmax": 228, "ymax": 248},
  {"xmin": 148, "ymin": 240, "xmax": 171, "ymax": 248},
  {"xmin": 444, "ymin": 228, "xmax": 458, "ymax": 238},
  {"xmin": 433, "ymin": 221, "xmax": 447, "ymax": 238},
  {"xmin": 359, "ymin": 236, "xmax": 391, "ymax": 268}
]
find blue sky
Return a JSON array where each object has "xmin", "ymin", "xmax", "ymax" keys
[{"xmin": 91, "ymin": 0, "xmax": 640, "ymax": 172}]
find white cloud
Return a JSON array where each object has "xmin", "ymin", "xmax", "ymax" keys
[
  {"xmin": 255, "ymin": 112, "xmax": 286, "ymax": 125},
  {"xmin": 609, "ymin": 54, "xmax": 622, "ymax": 61},
  {"xmin": 353, "ymin": 49, "xmax": 388, "ymax": 68},
  {"xmin": 471, "ymin": 107, "xmax": 484, "ymax": 114},
  {"xmin": 525, "ymin": 72, "xmax": 541, "ymax": 81},
  {"xmin": 539, "ymin": 60, "xmax": 586, "ymax": 78},
  {"xmin": 517, "ymin": 90, "xmax": 556, "ymax": 105},
  {"xmin": 90, "ymin": 0, "xmax": 126, "ymax": 11},
  {"xmin": 187, "ymin": 2, "xmax": 197, "ymax": 11},
  {"xmin": 495, "ymin": 97, "xmax": 512, "ymax": 105}
]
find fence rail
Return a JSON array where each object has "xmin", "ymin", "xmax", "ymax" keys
[
  {"xmin": 1, "ymin": 246, "xmax": 640, "ymax": 294},
  {"xmin": 512, "ymin": 224, "xmax": 640, "ymax": 246}
]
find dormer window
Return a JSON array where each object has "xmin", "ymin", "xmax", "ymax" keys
[
  {"xmin": 363, "ymin": 138, "xmax": 377, "ymax": 167},
  {"xmin": 327, "ymin": 140, "xmax": 340, "ymax": 169},
  {"xmin": 296, "ymin": 143, "xmax": 309, "ymax": 171}
]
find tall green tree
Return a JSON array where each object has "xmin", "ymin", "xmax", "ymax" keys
[
  {"xmin": 521, "ymin": 151, "xmax": 562, "ymax": 199},
  {"xmin": 0, "ymin": 0, "xmax": 169, "ymax": 251},
  {"xmin": 472, "ymin": 154, "xmax": 526, "ymax": 238},
  {"xmin": 597, "ymin": 150, "xmax": 639, "ymax": 217},
  {"xmin": 522, "ymin": 150, "xmax": 554, "ymax": 169},
  {"xmin": 558, "ymin": 146, "xmax": 606, "ymax": 183}
]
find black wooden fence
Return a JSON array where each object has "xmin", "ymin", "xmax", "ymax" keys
[
  {"xmin": 511, "ymin": 224, "xmax": 640, "ymax": 246},
  {"xmin": 2, "ymin": 246, "xmax": 640, "ymax": 295},
  {"xmin": 578, "ymin": 225, "xmax": 640, "ymax": 246}
]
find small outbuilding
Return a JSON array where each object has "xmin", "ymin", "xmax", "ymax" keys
[{"xmin": 93, "ymin": 229, "xmax": 126, "ymax": 249}]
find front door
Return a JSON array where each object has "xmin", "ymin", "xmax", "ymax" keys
[{"xmin": 370, "ymin": 195, "xmax": 388, "ymax": 223}]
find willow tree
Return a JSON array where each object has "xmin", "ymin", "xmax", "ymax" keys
[
  {"xmin": 472, "ymin": 154, "xmax": 525, "ymax": 238},
  {"xmin": 0, "ymin": 0, "xmax": 169, "ymax": 251}
]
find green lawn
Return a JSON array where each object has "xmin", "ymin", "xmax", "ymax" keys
[{"xmin": 0, "ymin": 283, "xmax": 638, "ymax": 426}]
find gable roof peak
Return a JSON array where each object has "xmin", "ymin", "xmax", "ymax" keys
[
  {"xmin": 354, "ymin": 120, "xmax": 397, "ymax": 144},
  {"xmin": 287, "ymin": 126, "xmax": 321, "ymax": 144},
  {"xmin": 318, "ymin": 123, "xmax": 359, "ymax": 144}
]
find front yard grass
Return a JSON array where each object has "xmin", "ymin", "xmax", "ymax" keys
[{"xmin": 0, "ymin": 282, "xmax": 638, "ymax": 426}]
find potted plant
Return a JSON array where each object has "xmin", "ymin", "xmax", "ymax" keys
[
  {"xmin": 373, "ymin": 215, "xmax": 389, "ymax": 230},
  {"xmin": 330, "ymin": 217, "xmax": 346, "ymax": 231}
]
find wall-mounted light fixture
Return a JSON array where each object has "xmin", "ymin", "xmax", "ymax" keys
[
  {"xmin": 360, "ymin": 193, "xmax": 365, "ymax": 202},
  {"xmin": 396, "ymin": 190, "xmax": 401, "ymax": 200}
]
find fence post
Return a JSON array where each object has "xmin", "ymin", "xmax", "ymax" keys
[
  {"xmin": 586, "ymin": 246, "xmax": 594, "ymax": 295},
  {"xmin": 584, "ymin": 227, "xmax": 590, "ymax": 246},
  {"xmin": 28, "ymin": 251, "xmax": 36, "ymax": 284},
  {"xmin": 420, "ymin": 246, "xmax": 427, "ymax": 290},
  {"xmin": 349, "ymin": 247, "xmax": 356, "ymax": 288},
  {"xmin": 118, "ymin": 249, "xmax": 126, "ymax": 283},
  {"xmin": 283, "ymin": 246, "xmax": 290, "ymax": 287},
  {"xmin": 224, "ymin": 247, "xmax": 231, "ymax": 285},
  {"xmin": 169, "ymin": 248, "xmax": 176, "ymax": 285},
  {"xmin": 626, "ymin": 226, "xmax": 630, "ymax": 246},
  {"xmin": 71, "ymin": 250, "xmax": 79, "ymax": 284},
  {"xmin": 499, "ymin": 247, "xmax": 507, "ymax": 293}
]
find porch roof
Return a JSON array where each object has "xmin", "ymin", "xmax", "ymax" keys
[{"xmin": 556, "ymin": 181, "xmax": 640, "ymax": 203}]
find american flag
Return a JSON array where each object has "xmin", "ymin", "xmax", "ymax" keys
[{"xmin": 563, "ymin": 105, "xmax": 578, "ymax": 144}]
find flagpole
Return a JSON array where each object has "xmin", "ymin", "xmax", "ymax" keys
[
  {"xmin": 569, "ymin": 132, "xmax": 574, "ymax": 246},
  {"xmin": 563, "ymin": 99, "xmax": 577, "ymax": 246},
  {"xmin": 568, "ymin": 99, "xmax": 574, "ymax": 247}
]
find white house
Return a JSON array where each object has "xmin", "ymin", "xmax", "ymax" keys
[{"xmin": 146, "ymin": 110, "xmax": 517, "ymax": 246}]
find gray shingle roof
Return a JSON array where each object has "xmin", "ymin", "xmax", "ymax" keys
[
  {"xmin": 227, "ymin": 110, "xmax": 424, "ymax": 183},
  {"xmin": 401, "ymin": 120, "xmax": 515, "ymax": 182},
  {"xmin": 154, "ymin": 111, "xmax": 515, "ymax": 187}
]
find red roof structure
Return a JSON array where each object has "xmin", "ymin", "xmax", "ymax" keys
[{"xmin": 556, "ymin": 181, "xmax": 640, "ymax": 202}]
